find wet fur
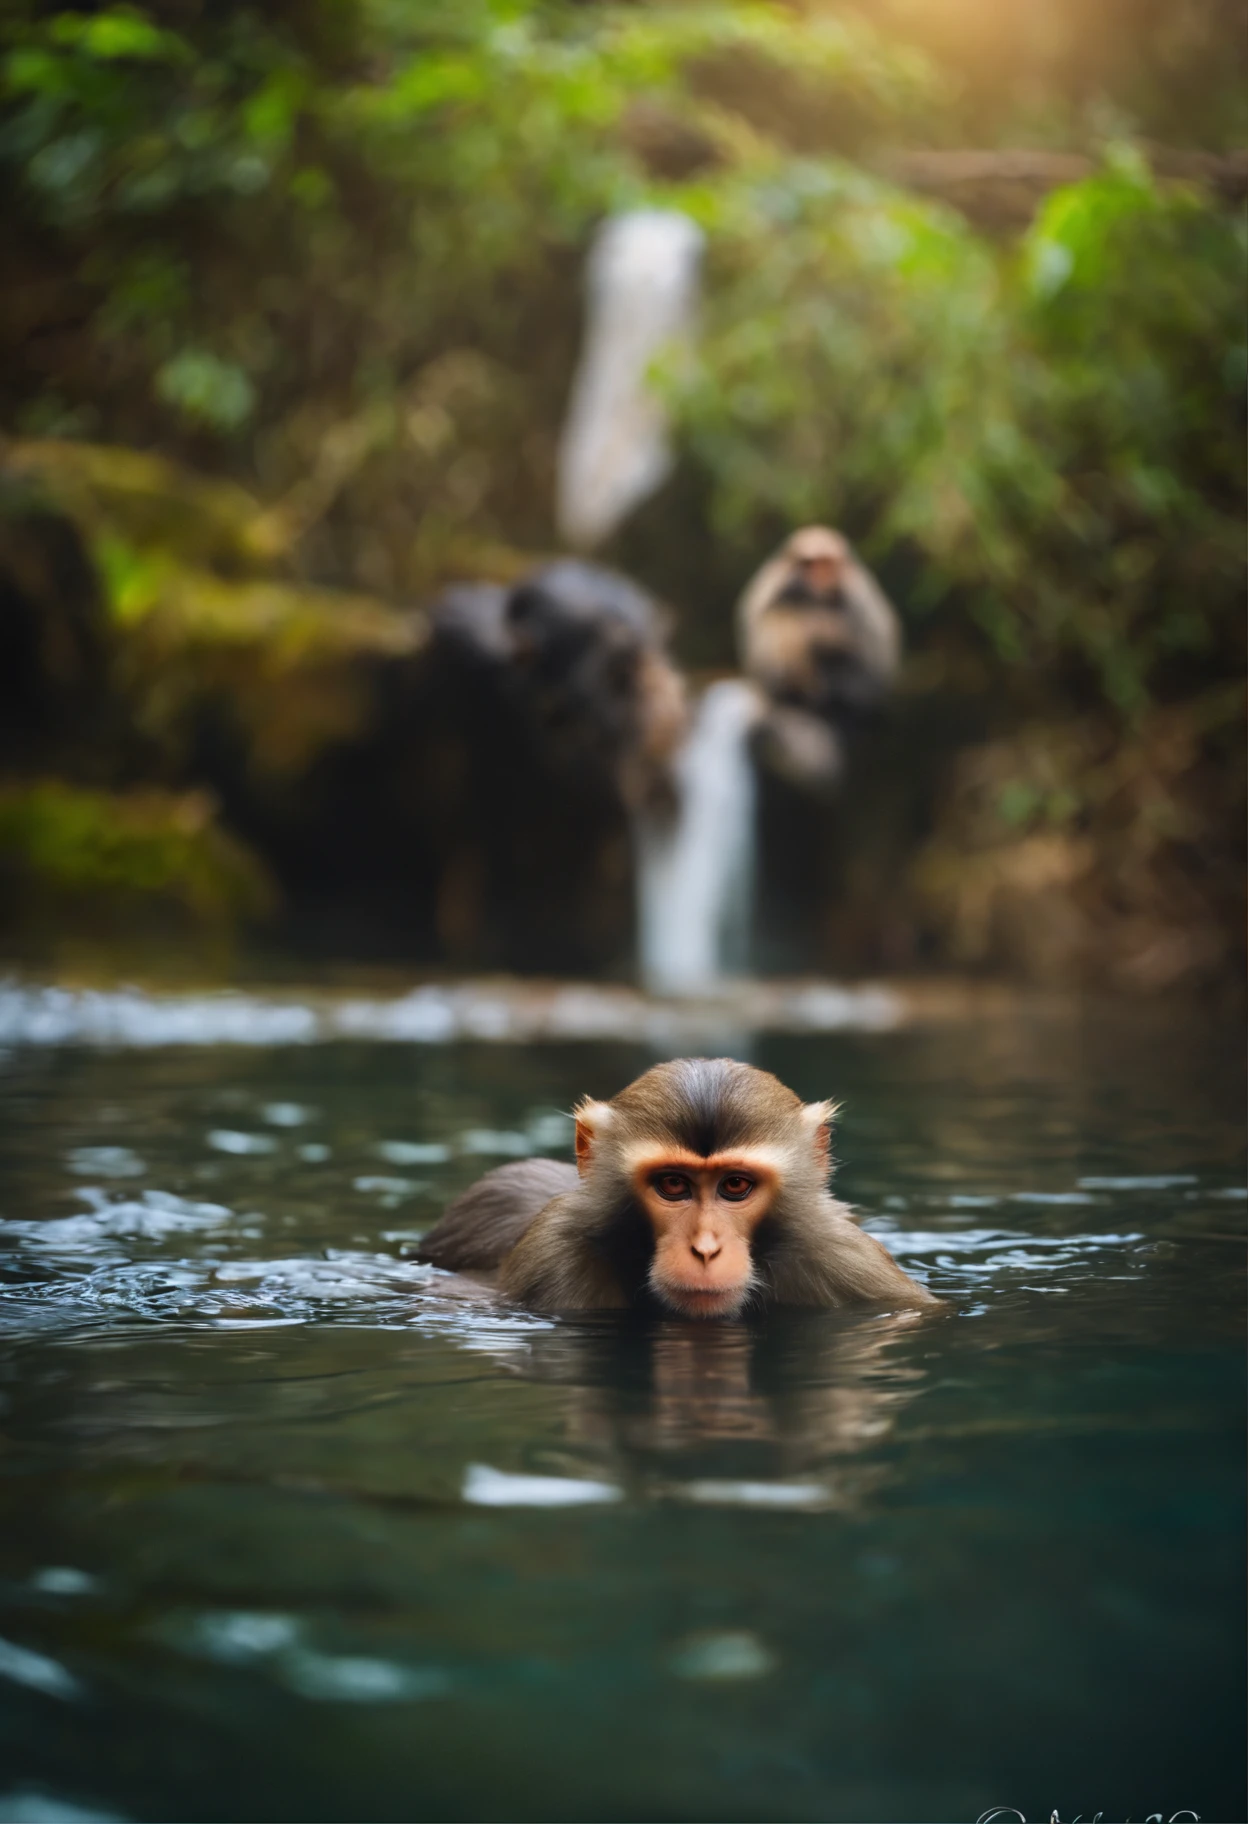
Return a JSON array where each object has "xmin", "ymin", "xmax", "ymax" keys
[{"xmin": 417, "ymin": 1158, "xmax": 578, "ymax": 1272}]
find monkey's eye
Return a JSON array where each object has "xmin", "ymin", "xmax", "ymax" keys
[
  {"xmin": 717, "ymin": 1174, "xmax": 755, "ymax": 1202},
  {"xmin": 652, "ymin": 1172, "xmax": 693, "ymax": 1202}
]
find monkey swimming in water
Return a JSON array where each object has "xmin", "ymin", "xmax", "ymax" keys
[
  {"xmin": 416, "ymin": 1057, "xmax": 936, "ymax": 1317},
  {"xmin": 736, "ymin": 525, "xmax": 902, "ymax": 792}
]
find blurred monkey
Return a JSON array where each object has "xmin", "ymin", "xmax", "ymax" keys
[
  {"xmin": 736, "ymin": 525, "xmax": 901, "ymax": 791},
  {"xmin": 417, "ymin": 560, "xmax": 686, "ymax": 968},
  {"xmin": 431, "ymin": 559, "xmax": 686, "ymax": 814},
  {"xmin": 504, "ymin": 559, "xmax": 686, "ymax": 813}
]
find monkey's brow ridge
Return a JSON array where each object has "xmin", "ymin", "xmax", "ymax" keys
[{"xmin": 628, "ymin": 1059, "xmax": 785, "ymax": 1158}]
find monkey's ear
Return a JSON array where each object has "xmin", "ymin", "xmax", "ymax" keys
[
  {"xmin": 573, "ymin": 1099, "xmax": 614, "ymax": 1176},
  {"xmin": 800, "ymin": 1100, "xmax": 839, "ymax": 1172}
]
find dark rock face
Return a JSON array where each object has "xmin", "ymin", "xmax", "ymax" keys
[{"xmin": 0, "ymin": 481, "xmax": 112, "ymax": 772}]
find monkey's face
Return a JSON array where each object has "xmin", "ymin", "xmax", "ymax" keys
[
  {"xmin": 775, "ymin": 528, "xmax": 849, "ymax": 605},
  {"xmin": 795, "ymin": 551, "xmax": 845, "ymax": 598},
  {"xmin": 574, "ymin": 1063, "xmax": 836, "ymax": 1321},
  {"xmin": 630, "ymin": 1152, "xmax": 778, "ymax": 1319}
]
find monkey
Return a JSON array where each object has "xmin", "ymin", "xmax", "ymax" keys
[
  {"xmin": 736, "ymin": 525, "xmax": 901, "ymax": 791},
  {"xmin": 408, "ymin": 559, "xmax": 689, "ymax": 969},
  {"xmin": 738, "ymin": 525, "xmax": 900, "ymax": 718},
  {"xmin": 430, "ymin": 558, "xmax": 687, "ymax": 814},
  {"xmin": 415, "ymin": 1057, "xmax": 936, "ymax": 1317}
]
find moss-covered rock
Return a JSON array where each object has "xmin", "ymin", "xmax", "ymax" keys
[
  {"xmin": 0, "ymin": 778, "xmax": 276, "ymax": 962},
  {"xmin": 2, "ymin": 438, "xmax": 430, "ymax": 779}
]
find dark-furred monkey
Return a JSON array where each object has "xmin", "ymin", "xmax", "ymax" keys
[
  {"xmin": 416, "ymin": 1057, "xmax": 936, "ymax": 1317},
  {"xmin": 431, "ymin": 558, "xmax": 686, "ymax": 815},
  {"xmin": 416, "ymin": 558, "xmax": 687, "ymax": 969}
]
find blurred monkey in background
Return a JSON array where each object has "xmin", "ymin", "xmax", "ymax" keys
[
  {"xmin": 503, "ymin": 559, "xmax": 687, "ymax": 814},
  {"xmin": 736, "ymin": 525, "xmax": 901, "ymax": 793},
  {"xmin": 432, "ymin": 558, "xmax": 686, "ymax": 814},
  {"xmin": 417, "ymin": 559, "xmax": 686, "ymax": 968}
]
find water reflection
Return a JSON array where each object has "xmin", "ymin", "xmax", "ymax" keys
[{"xmin": 510, "ymin": 1310, "xmax": 929, "ymax": 1501}]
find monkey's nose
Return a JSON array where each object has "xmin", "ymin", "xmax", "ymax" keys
[{"xmin": 690, "ymin": 1232, "xmax": 722, "ymax": 1264}]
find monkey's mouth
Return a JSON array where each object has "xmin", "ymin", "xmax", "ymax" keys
[{"xmin": 656, "ymin": 1283, "xmax": 749, "ymax": 1319}]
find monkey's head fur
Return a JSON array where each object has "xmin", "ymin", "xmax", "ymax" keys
[{"xmin": 502, "ymin": 1057, "xmax": 837, "ymax": 1320}]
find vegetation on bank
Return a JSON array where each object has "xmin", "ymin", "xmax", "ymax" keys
[{"xmin": 1, "ymin": 1, "xmax": 1243, "ymax": 985}]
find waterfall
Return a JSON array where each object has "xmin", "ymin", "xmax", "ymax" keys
[
  {"xmin": 556, "ymin": 210, "xmax": 705, "ymax": 551},
  {"xmin": 636, "ymin": 680, "xmax": 762, "ymax": 996}
]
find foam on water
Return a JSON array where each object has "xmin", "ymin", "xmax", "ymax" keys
[
  {"xmin": 158, "ymin": 1610, "xmax": 450, "ymax": 1705},
  {"xmin": 0, "ymin": 976, "xmax": 902, "ymax": 1048},
  {"xmin": 463, "ymin": 1465, "xmax": 622, "ymax": 1507},
  {"xmin": 0, "ymin": 1188, "xmax": 234, "ymax": 1259}
]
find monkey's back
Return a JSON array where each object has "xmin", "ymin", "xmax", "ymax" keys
[{"xmin": 415, "ymin": 1158, "xmax": 579, "ymax": 1273}]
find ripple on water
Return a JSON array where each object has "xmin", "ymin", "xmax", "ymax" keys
[
  {"xmin": 0, "ymin": 1222, "xmax": 555, "ymax": 1348},
  {"xmin": 0, "ymin": 1636, "xmax": 81, "ymax": 1701},
  {"xmin": 206, "ymin": 1130, "xmax": 278, "ymax": 1157},
  {"xmin": 260, "ymin": 1103, "xmax": 318, "ymax": 1128},
  {"xmin": 279, "ymin": 1652, "xmax": 451, "ymax": 1703},
  {"xmin": 29, "ymin": 1569, "xmax": 101, "ymax": 1598},
  {"xmin": 668, "ymin": 1631, "xmax": 776, "ymax": 1682},
  {"xmin": 0, "ymin": 1170, "xmax": 1165, "ymax": 1340},
  {"xmin": 0, "ymin": 1792, "xmax": 125, "ymax": 1823},
  {"xmin": 156, "ymin": 1611, "xmax": 450, "ymax": 1704},
  {"xmin": 462, "ymin": 1465, "xmax": 622, "ymax": 1507},
  {"xmin": 861, "ymin": 1220, "xmax": 1147, "ymax": 1289},
  {"xmin": 0, "ymin": 1189, "xmax": 234, "ymax": 1260},
  {"xmin": 64, "ymin": 1148, "xmax": 145, "ymax": 1180},
  {"xmin": 375, "ymin": 1140, "xmax": 451, "ymax": 1166}
]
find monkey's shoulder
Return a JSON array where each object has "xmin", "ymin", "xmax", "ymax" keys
[
  {"xmin": 498, "ymin": 1186, "xmax": 634, "ymax": 1312},
  {"xmin": 771, "ymin": 1194, "xmax": 939, "ymax": 1309},
  {"xmin": 416, "ymin": 1157, "xmax": 579, "ymax": 1273}
]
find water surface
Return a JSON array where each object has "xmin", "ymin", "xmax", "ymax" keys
[{"xmin": 0, "ymin": 1000, "xmax": 1242, "ymax": 1821}]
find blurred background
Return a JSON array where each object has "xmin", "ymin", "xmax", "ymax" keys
[{"xmin": 2, "ymin": 0, "xmax": 1245, "ymax": 997}]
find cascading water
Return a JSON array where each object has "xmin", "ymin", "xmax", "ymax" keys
[
  {"xmin": 556, "ymin": 210, "xmax": 705, "ymax": 552},
  {"xmin": 636, "ymin": 679, "xmax": 763, "ymax": 995},
  {"xmin": 553, "ymin": 207, "xmax": 762, "ymax": 993}
]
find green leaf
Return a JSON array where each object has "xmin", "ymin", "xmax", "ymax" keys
[{"xmin": 155, "ymin": 351, "xmax": 256, "ymax": 432}]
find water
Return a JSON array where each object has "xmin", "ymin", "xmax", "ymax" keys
[
  {"xmin": 636, "ymin": 680, "xmax": 762, "ymax": 995},
  {"xmin": 556, "ymin": 209, "xmax": 705, "ymax": 550},
  {"xmin": 0, "ymin": 998, "xmax": 1241, "ymax": 1821}
]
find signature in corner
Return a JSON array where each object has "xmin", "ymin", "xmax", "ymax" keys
[{"xmin": 976, "ymin": 1809, "xmax": 1202, "ymax": 1824}]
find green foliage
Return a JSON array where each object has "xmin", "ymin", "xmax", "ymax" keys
[
  {"xmin": 0, "ymin": 780, "xmax": 275, "ymax": 930},
  {"xmin": 1, "ymin": 3, "xmax": 940, "ymax": 547},
  {"xmin": 8, "ymin": 435, "xmax": 427, "ymax": 779},
  {"xmin": 1, "ymin": 1, "xmax": 1242, "ymax": 730},
  {"xmin": 676, "ymin": 151, "xmax": 1245, "ymax": 717},
  {"xmin": 155, "ymin": 349, "xmax": 256, "ymax": 432}
]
